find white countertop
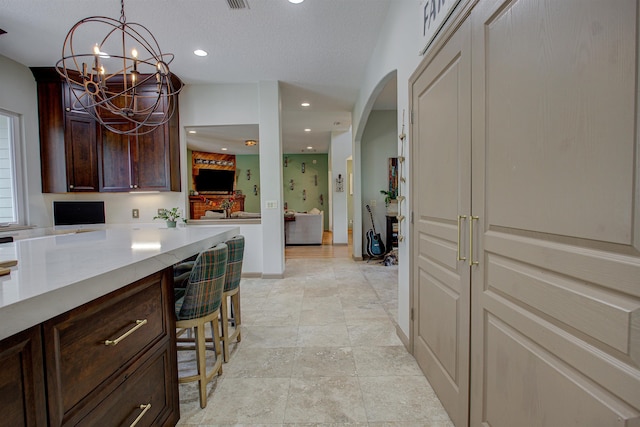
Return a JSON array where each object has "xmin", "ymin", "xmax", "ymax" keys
[{"xmin": 0, "ymin": 223, "xmax": 239, "ymax": 340}]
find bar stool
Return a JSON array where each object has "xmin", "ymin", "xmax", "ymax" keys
[
  {"xmin": 220, "ymin": 235, "xmax": 245, "ymax": 362},
  {"xmin": 174, "ymin": 243, "xmax": 228, "ymax": 408}
]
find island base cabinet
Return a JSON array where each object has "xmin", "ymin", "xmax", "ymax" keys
[
  {"xmin": 43, "ymin": 269, "xmax": 179, "ymax": 426},
  {"xmin": 0, "ymin": 326, "xmax": 47, "ymax": 427}
]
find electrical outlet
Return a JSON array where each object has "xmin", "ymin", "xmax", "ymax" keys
[{"xmin": 132, "ymin": 208, "xmax": 139, "ymax": 218}]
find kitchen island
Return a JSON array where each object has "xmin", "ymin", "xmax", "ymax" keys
[{"xmin": 0, "ymin": 224, "xmax": 239, "ymax": 426}]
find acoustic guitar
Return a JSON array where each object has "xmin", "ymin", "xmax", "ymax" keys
[{"xmin": 365, "ymin": 204, "xmax": 385, "ymax": 257}]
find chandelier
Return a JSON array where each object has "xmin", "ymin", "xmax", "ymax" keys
[{"xmin": 56, "ymin": 0, "xmax": 181, "ymax": 135}]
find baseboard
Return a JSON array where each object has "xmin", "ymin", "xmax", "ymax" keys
[
  {"xmin": 261, "ymin": 273, "xmax": 284, "ymax": 279},
  {"xmin": 241, "ymin": 272, "xmax": 261, "ymax": 278},
  {"xmin": 396, "ymin": 324, "xmax": 411, "ymax": 352},
  {"xmin": 352, "ymin": 255, "xmax": 363, "ymax": 261}
]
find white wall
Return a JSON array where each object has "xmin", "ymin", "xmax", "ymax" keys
[
  {"xmin": 353, "ymin": 0, "xmax": 428, "ymax": 339},
  {"xmin": 330, "ymin": 129, "xmax": 352, "ymax": 245},
  {"xmin": 361, "ymin": 111, "xmax": 397, "ymax": 250}
]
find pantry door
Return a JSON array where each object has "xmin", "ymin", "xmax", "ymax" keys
[
  {"xmin": 470, "ymin": 0, "xmax": 640, "ymax": 426},
  {"xmin": 411, "ymin": 15, "xmax": 472, "ymax": 427}
]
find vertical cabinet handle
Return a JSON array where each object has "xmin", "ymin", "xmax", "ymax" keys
[
  {"xmin": 130, "ymin": 403, "xmax": 152, "ymax": 427},
  {"xmin": 457, "ymin": 215, "xmax": 467, "ymax": 261},
  {"xmin": 469, "ymin": 216, "xmax": 479, "ymax": 266}
]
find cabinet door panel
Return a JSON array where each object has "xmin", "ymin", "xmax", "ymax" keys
[
  {"xmin": 65, "ymin": 114, "xmax": 98, "ymax": 191},
  {"xmin": 136, "ymin": 124, "xmax": 172, "ymax": 190},
  {"xmin": 0, "ymin": 326, "xmax": 47, "ymax": 427},
  {"xmin": 470, "ymin": 0, "xmax": 640, "ymax": 426},
  {"xmin": 99, "ymin": 125, "xmax": 133, "ymax": 192}
]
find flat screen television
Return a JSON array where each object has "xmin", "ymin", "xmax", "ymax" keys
[{"xmin": 194, "ymin": 169, "xmax": 235, "ymax": 193}]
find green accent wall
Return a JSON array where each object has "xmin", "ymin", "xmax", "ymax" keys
[
  {"xmin": 283, "ymin": 153, "xmax": 329, "ymax": 230},
  {"xmin": 235, "ymin": 154, "xmax": 261, "ymax": 213}
]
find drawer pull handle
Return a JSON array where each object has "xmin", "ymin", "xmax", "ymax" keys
[
  {"xmin": 104, "ymin": 319, "xmax": 147, "ymax": 346},
  {"xmin": 130, "ymin": 403, "xmax": 152, "ymax": 427}
]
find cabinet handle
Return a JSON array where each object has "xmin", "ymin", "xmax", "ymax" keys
[
  {"xmin": 457, "ymin": 215, "xmax": 467, "ymax": 261},
  {"xmin": 104, "ymin": 319, "xmax": 147, "ymax": 346},
  {"xmin": 130, "ymin": 403, "xmax": 152, "ymax": 427},
  {"xmin": 69, "ymin": 185, "xmax": 74, "ymax": 189},
  {"xmin": 469, "ymin": 216, "xmax": 479, "ymax": 266},
  {"xmin": 130, "ymin": 185, "xmax": 134, "ymax": 189}
]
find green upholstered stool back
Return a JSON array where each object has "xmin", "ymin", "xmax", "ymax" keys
[
  {"xmin": 175, "ymin": 243, "xmax": 228, "ymax": 321},
  {"xmin": 223, "ymin": 235, "xmax": 245, "ymax": 293}
]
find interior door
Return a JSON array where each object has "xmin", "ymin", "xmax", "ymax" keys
[
  {"xmin": 470, "ymin": 0, "xmax": 640, "ymax": 425},
  {"xmin": 411, "ymin": 16, "xmax": 471, "ymax": 427}
]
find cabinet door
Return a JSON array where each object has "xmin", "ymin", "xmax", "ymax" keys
[
  {"xmin": 411, "ymin": 15, "xmax": 471, "ymax": 427},
  {"xmin": 0, "ymin": 326, "xmax": 47, "ymax": 427},
  {"xmin": 65, "ymin": 113, "xmax": 98, "ymax": 192},
  {"xmin": 99, "ymin": 124, "xmax": 134, "ymax": 192},
  {"xmin": 135, "ymin": 123, "xmax": 172, "ymax": 191},
  {"xmin": 470, "ymin": 1, "xmax": 640, "ymax": 426}
]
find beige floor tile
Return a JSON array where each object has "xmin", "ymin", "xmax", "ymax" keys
[
  {"xmin": 359, "ymin": 376, "xmax": 451, "ymax": 423},
  {"xmin": 347, "ymin": 322, "xmax": 403, "ymax": 347},
  {"xmin": 292, "ymin": 347, "xmax": 357, "ymax": 377},
  {"xmin": 285, "ymin": 377, "xmax": 367, "ymax": 423},
  {"xmin": 200, "ymin": 377, "xmax": 290, "ymax": 424},
  {"xmin": 352, "ymin": 346, "xmax": 423, "ymax": 377},
  {"xmin": 297, "ymin": 325, "xmax": 351, "ymax": 347},
  {"xmin": 223, "ymin": 347, "xmax": 296, "ymax": 378},
  {"xmin": 241, "ymin": 325, "xmax": 299, "ymax": 348}
]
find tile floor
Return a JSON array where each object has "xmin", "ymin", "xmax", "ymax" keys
[{"xmin": 176, "ymin": 256, "xmax": 453, "ymax": 427}]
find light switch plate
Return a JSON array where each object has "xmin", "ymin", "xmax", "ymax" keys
[{"xmin": 132, "ymin": 209, "xmax": 139, "ymax": 218}]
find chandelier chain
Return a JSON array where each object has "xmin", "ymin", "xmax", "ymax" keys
[{"xmin": 120, "ymin": 0, "xmax": 126, "ymax": 23}]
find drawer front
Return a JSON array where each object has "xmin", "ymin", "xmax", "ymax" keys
[
  {"xmin": 44, "ymin": 270, "xmax": 170, "ymax": 424},
  {"xmin": 76, "ymin": 346, "xmax": 179, "ymax": 427}
]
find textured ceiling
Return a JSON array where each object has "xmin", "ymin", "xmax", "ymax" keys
[{"xmin": 0, "ymin": 0, "xmax": 395, "ymax": 154}]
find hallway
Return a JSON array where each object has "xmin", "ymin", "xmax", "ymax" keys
[{"xmin": 176, "ymin": 246, "xmax": 453, "ymax": 426}]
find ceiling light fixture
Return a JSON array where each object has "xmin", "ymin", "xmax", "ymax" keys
[
  {"xmin": 222, "ymin": 147, "xmax": 228, "ymax": 151},
  {"xmin": 193, "ymin": 49, "xmax": 208, "ymax": 57},
  {"xmin": 188, "ymin": 130, "xmax": 196, "ymax": 134},
  {"xmin": 307, "ymin": 146, "xmax": 313, "ymax": 150},
  {"xmin": 301, "ymin": 102, "xmax": 310, "ymax": 107},
  {"xmin": 304, "ymin": 128, "xmax": 311, "ymax": 132},
  {"xmin": 245, "ymin": 139, "xmax": 258, "ymax": 146},
  {"xmin": 289, "ymin": 0, "xmax": 304, "ymax": 3},
  {"xmin": 56, "ymin": 0, "xmax": 182, "ymax": 135}
]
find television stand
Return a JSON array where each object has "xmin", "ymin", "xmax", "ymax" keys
[{"xmin": 189, "ymin": 195, "xmax": 245, "ymax": 219}]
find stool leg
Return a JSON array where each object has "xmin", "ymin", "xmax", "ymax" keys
[
  {"xmin": 232, "ymin": 290, "xmax": 241, "ymax": 342},
  {"xmin": 195, "ymin": 323, "xmax": 208, "ymax": 408},
  {"xmin": 212, "ymin": 314, "xmax": 224, "ymax": 374},
  {"xmin": 220, "ymin": 295, "xmax": 231, "ymax": 362}
]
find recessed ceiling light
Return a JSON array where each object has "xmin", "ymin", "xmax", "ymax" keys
[
  {"xmin": 221, "ymin": 147, "xmax": 228, "ymax": 151},
  {"xmin": 193, "ymin": 49, "xmax": 208, "ymax": 57},
  {"xmin": 301, "ymin": 102, "xmax": 310, "ymax": 107},
  {"xmin": 289, "ymin": 0, "xmax": 304, "ymax": 3},
  {"xmin": 188, "ymin": 130, "xmax": 196, "ymax": 134},
  {"xmin": 307, "ymin": 146, "xmax": 313, "ymax": 150},
  {"xmin": 245, "ymin": 139, "xmax": 258, "ymax": 146},
  {"xmin": 304, "ymin": 128, "xmax": 311, "ymax": 132}
]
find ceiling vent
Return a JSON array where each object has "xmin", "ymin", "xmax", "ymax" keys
[{"xmin": 226, "ymin": 0, "xmax": 249, "ymax": 9}]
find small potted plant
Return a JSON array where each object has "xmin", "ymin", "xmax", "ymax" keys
[
  {"xmin": 153, "ymin": 207, "xmax": 184, "ymax": 228},
  {"xmin": 380, "ymin": 189, "xmax": 398, "ymax": 215}
]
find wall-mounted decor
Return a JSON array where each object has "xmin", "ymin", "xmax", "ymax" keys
[
  {"xmin": 253, "ymin": 184, "xmax": 258, "ymax": 196},
  {"xmin": 301, "ymin": 162, "xmax": 306, "ymax": 173},
  {"xmin": 247, "ymin": 169, "xmax": 251, "ymax": 180},
  {"xmin": 314, "ymin": 175, "xmax": 318, "ymax": 186},
  {"xmin": 335, "ymin": 174, "xmax": 344, "ymax": 192},
  {"xmin": 319, "ymin": 194, "xmax": 323, "ymax": 205},
  {"xmin": 284, "ymin": 156, "xmax": 288, "ymax": 167},
  {"xmin": 289, "ymin": 179, "xmax": 294, "ymax": 190},
  {"xmin": 302, "ymin": 189, "xmax": 306, "ymax": 201}
]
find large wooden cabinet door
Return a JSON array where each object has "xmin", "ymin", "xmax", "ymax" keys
[
  {"xmin": 99, "ymin": 125, "xmax": 133, "ymax": 192},
  {"xmin": 64, "ymin": 113, "xmax": 98, "ymax": 192},
  {"xmin": 469, "ymin": 0, "xmax": 640, "ymax": 426},
  {"xmin": 411, "ymin": 15, "xmax": 471, "ymax": 427}
]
